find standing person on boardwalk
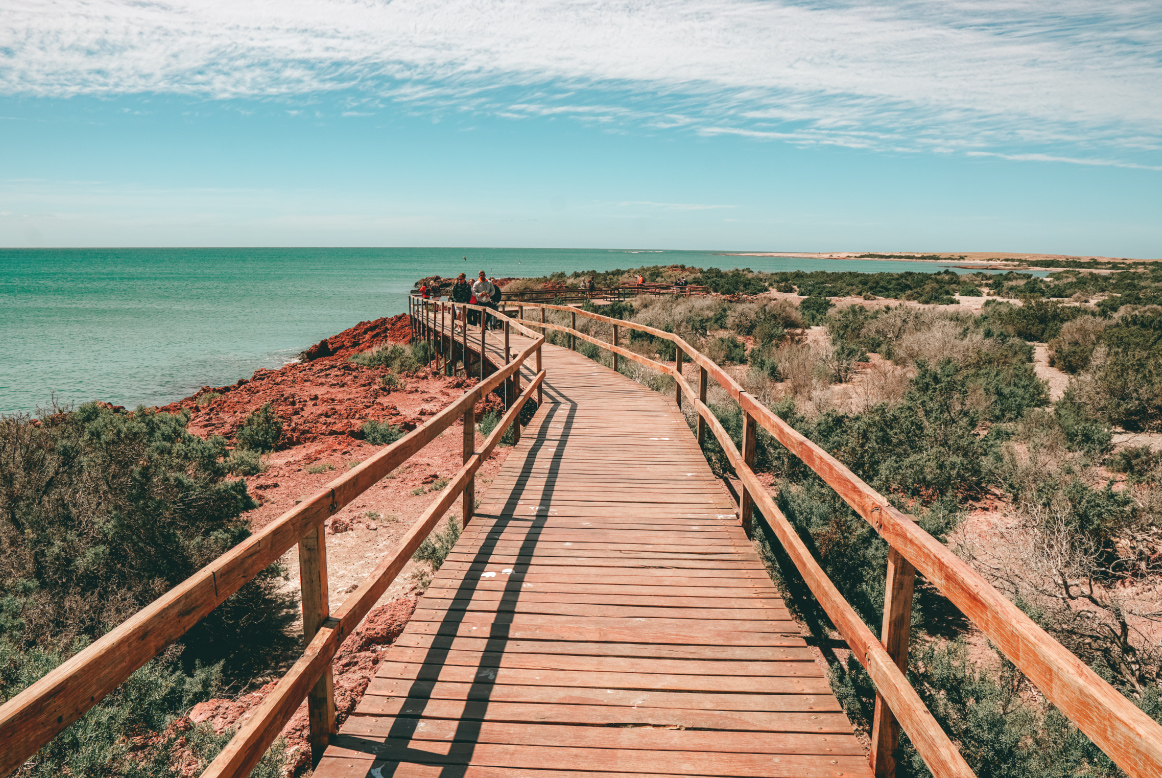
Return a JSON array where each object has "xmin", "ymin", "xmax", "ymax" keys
[
  {"xmin": 473, "ymin": 271, "xmax": 494, "ymax": 328},
  {"xmin": 451, "ymin": 273, "xmax": 471, "ymax": 322},
  {"xmin": 471, "ymin": 272, "xmax": 490, "ymax": 327}
]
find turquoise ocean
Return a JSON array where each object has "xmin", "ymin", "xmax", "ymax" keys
[{"xmin": 1, "ymin": 247, "xmax": 1018, "ymax": 415}]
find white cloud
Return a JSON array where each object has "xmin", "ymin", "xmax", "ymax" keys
[{"xmin": 1, "ymin": 0, "xmax": 1160, "ymax": 164}]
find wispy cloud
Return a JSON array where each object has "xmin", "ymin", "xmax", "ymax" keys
[{"xmin": 2, "ymin": 1, "xmax": 1160, "ymax": 167}]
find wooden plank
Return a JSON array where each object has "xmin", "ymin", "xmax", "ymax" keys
[
  {"xmin": 376, "ymin": 648, "xmax": 812, "ymax": 676},
  {"xmin": 401, "ymin": 620, "xmax": 808, "ymax": 646},
  {"xmin": 349, "ymin": 698, "xmax": 848, "ymax": 730},
  {"xmin": 389, "ymin": 633, "xmax": 814, "ymax": 661},
  {"xmin": 363, "ymin": 679, "xmax": 841, "ymax": 712},
  {"xmin": 369, "ymin": 664, "xmax": 831, "ymax": 694},
  {"xmin": 337, "ymin": 718, "xmax": 864, "ymax": 754},
  {"xmin": 319, "ymin": 740, "xmax": 869, "ymax": 778},
  {"xmin": 412, "ymin": 600, "xmax": 794, "ymax": 621}
]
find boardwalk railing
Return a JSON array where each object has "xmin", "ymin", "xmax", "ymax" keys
[
  {"xmin": 0, "ymin": 304, "xmax": 544, "ymax": 778},
  {"xmin": 497, "ymin": 298, "xmax": 1162, "ymax": 778},
  {"xmin": 416, "ymin": 282, "xmax": 711, "ymax": 306}
]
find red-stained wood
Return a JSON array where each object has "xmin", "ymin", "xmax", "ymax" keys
[
  {"xmin": 297, "ymin": 525, "xmax": 336, "ymax": 760},
  {"xmin": 872, "ymin": 548, "xmax": 917, "ymax": 778}
]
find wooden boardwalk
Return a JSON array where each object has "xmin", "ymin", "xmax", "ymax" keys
[{"xmin": 314, "ymin": 340, "xmax": 870, "ymax": 778}]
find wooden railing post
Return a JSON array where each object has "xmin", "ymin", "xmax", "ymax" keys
[
  {"xmin": 297, "ymin": 525, "xmax": 336, "ymax": 762},
  {"xmin": 463, "ymin": 404, "xmax": 475, "ymax": 527},
  {"xmin": 675, "ymin": 347, "xmax": 684, "ymax": 409},
  {"xmin": 570, "ymin": 311, "xmax": 576, "ymax": 351},
  {"xmin": 448, "ymin": 304, "xmax": 456, "ymax": 375},
  {"xmin": 536, "ymin": 344, "xmax": 543, "ymax": 404},
  {"xmin": 504, "ymin": 320, "xmax": 512, "ymax": 407},
  {"xmin": 871, "ymin": 548, "xmax": 917, "ymax": 778},
  {"xmin": 479, "ymin": 313, "xmax": 487, "ymax": 381},
  {"xmin": 612, "ymin": 324, "xmax": 620, "ymax": 372},
  {"xmin": 697, "ymin": 366, "xmax": 708, "ymax": 447},
  {"xmin": 438, "ymin": 303, "xmax": 445, "ymax": 372},
  {"xmin": 512, "ymin": 365, "xmax": 522, "ymax": 445},
  {"xmin": 739, "ymin": 407, "xmax": 757, "ymax": 535},
  {"xmin": 460, "ymin": 308, "xmax": 468, "ymax": 377},
  {"xmin": 425, "ymin": 301, "xmax": 432, "ymax": 364}
]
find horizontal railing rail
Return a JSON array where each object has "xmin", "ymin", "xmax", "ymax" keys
[
  {"xmin": 498, "ymin": 299, "xmax": 1162, "ymax": 778},
  {"xmin": 0, "ymin": 305, "xmax": 544, "ymax": 778},
  {"xmin": 416, "ymin": 282, "xmax": 712, "ymax": 305}
]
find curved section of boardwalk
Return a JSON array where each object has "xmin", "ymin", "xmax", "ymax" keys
[{"xmin": 315, "ymin": 341, "xmax": 870, "ymax": 778}]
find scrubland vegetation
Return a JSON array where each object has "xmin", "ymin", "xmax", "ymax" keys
[
  {"xmin": 0, "ymin": 403, "xmax": 291, "ymax": 776},
  {"xmin": 522, "ymin": 267, "xmax": 1162, "ymax": 778}
]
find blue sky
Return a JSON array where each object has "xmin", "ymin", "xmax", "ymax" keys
[{"xmin": 1, "ymin": 0, "xmax": 1160, "ymax": 256}]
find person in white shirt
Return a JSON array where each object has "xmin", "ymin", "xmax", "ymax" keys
[{"xmin": 473, "ymin": 271, "xmax": 498, "ymax": 327}]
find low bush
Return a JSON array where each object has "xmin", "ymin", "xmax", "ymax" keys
[
  {"xmin": 226, "ymin": 448, "xmax": 265, "ymax": 476},
  {"xmin": 380, "ymin": 373, "xmax": 406, "ymax": 392},
  {"xmin": 967, "ymin": 363, "xmax": 1050, "ymax": 423},
  {"xmin": 195, "ymin": 392, "xmax": 221, "ymax": 407},
  {"xmin": 0, "ymin": 404, "xmax": 294, "ymax": 774},
  {"xmin": 413, "ymin": 517, "xmax": 461, "ymax": 572},
  {"xmin": 799, "ymin": 295, "xmax": 833, "ymax": 325},
  {"xmin": 362, "ymin": 419, "xmax": 404, "ymax": 446},
  {"xmin": 234, "ymin": 403, "xmax": 282, "ymax": 452},
  {"xmin": 981, "ymin": 299, "xmax": 1088, "ymax": 342},
  {"xmin": 1107, "ymin": 446, "xmax": 1159, "ymax": 481},
  {"xmin": 1048, "ymin": 316, "xmax": 1107, "ymax": 373},
  {"xmin": 707, "ymin": 335, "xmax": 747, "ymax": 365},
  {"xmin": 350, "ymin": 342, "xmax": 427, "ymax": 374}
]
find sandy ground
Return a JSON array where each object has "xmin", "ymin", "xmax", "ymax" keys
[{"xmin": 1032, "ymin": 344, "xmax": 1070, "ymax": 402}]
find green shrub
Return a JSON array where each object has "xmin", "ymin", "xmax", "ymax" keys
[
  {"xmin": 967, "ymin": 364, "xmax": 1050, "ymax": 422},
  {"xmin": 0, "ymin": 405, "xmax": 294, "ymax": 775},
  {"xmin": 234, "ymin": 403, "xmax": 282, "ymax": 453},
  {"xmin": 413, "ymin": 517, "xmax": 461, "ymax": 571},
  {"xmin": 350, "ymin": 343, "xmax": 426, "ymax": 374},
  {"xmin": 195, "ymin": 392, "xmax": 221, "ymax": 407},
  {"xmin": 1091, "ymin": 350, "xmax": 1162, "ymax": 432},
  {"xmin": 748, "ymin": 344, "xmax": 780, "ymax": 379},
  {"xmin": 1048, "ymin": 316, "xmax": 1107, "ymax": 374},
  {"xmin": 799, "ymin": 295, "xmax": 833, "ymax": 325},
  {"xmin": 1055, "ymin": 393, "xmax": 1114, "ymax": 456},
  {"xmin": 362, "ymin": 419, "xmax": 404, "ymax": 446},
  {"xmin": 380, "ymin": 373, "xmax": 406, "ymax": 392},
  {"xmin": 477, "ymin": 410, "xmax": 500, "ymax": 438},
  {"xmin": 0, "ymin": 404, "xmax": 288, "ymax": 659},
  {"xmin": 1107, "ymin": 446, "xmax": 1159, "ymax": 481},
  {"xmin": 226, "ymin": 448, "xmax": 265, "ymax": 476},
  {"xmin": 707, "ymin": 335, "xmax": 747, "ymax": 365},
  {"xmin": 957, "ymin": 284, "xmax": 982, "ymax": 297},
  {"xmin": 981, "ymin": 299, "xmax": 1087, "ymax": 342}
]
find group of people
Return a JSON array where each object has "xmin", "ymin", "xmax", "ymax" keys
[{"xmin": 418, "ymin": 271, "xmax": 502, "ymax": 327}]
